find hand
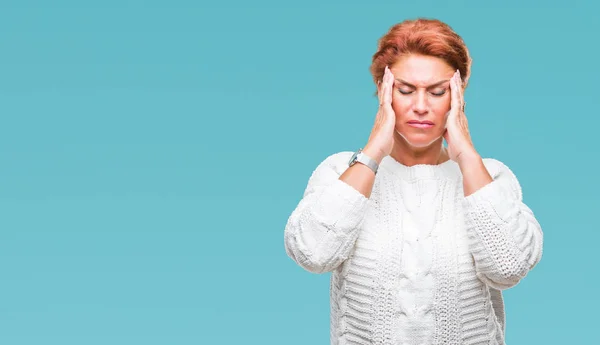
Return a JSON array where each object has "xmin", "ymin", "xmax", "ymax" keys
[
  {"xmin": 364, "ymin": 66, "xmax": 396, "ymax": 162},
  {"xmin": 443, "ymin": 69, "xmax": 478, "ymax": 165}
]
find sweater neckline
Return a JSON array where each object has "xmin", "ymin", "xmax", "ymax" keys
[{"xmin": 379, "ymin": 155, "xmax": 459, "ymax": 180}]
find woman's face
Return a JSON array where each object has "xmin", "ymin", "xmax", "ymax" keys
[{"xmin": 389, "ymin": 54, "xmax": 459, "ymax": 148}]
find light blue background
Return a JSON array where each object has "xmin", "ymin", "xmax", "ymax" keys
[{"xmin": 0, "ymin": 0, "xmax": 597, "ymax": 344}]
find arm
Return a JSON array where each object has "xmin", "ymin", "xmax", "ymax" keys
[
  {"xmin": 284, "ymin": 151, "xmax": 373, "ymax": 274},
  {"xmin": 460, "ymin": 156, "xmax": 544, "ymax": 290}
]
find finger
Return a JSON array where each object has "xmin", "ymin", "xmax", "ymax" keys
[
  {"xmin": 450, "ymin": 70, "xmax": 461, "ymax": 113},
  {"xmin": 378, "ymin": 69, "xmax": 386, "ymax": 104},
  {"xmin": 390, "ymin": 74, "xmax": 396, "ymax": 108},
  {"xmin": 378, "ymin": 67, "xmax": 388, "ymax": 103},
  {"xmin": 385, "ymin": 67, "xmax": 394, "ymax": 105},
  {"xmin": 456, "ymin": 71, "xmax": 464, "ymax": 110},
  {"xmin": 382, "ymin": 66, "xmax": 391, "ymax": 105}
]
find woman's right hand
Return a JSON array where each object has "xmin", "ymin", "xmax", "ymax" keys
[{"xmin": 364, "ymin": 65, "xmax": 397, "ymax": 163}]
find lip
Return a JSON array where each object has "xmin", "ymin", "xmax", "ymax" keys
[{"xmin": 407, "ymin": 121, "xmax": 434, "ymax": 128}]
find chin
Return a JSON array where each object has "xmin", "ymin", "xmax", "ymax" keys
[{"xmin": 397, "ymin": 131, "xmax": 443, "ymax": 148}]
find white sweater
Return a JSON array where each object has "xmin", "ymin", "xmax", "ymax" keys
[{"xmin": 284, "ymin": 151, "xmax": 543, "ymax": 345}]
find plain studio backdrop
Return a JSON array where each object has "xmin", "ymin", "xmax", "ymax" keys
[{"xmin": 0, "ymin": 0, "xmax": 597, "ymax": 344}]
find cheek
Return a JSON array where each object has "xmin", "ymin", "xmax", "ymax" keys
[
  {"xmin": 391, "ymin": 98, "xmax": 411, "ymax": 118},
  {"xmin": 431, "ymin": 98, "xmax": 451, "ymax": 117},
  {"xmin": 433, "ymin": 95, "xmax": 451, "ymax": 110}
]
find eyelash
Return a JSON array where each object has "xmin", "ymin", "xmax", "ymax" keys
[{"xmin": 398, "ymin": 89, "xmax": 447, "ymax": 97}]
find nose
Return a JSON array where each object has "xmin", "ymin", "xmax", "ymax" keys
[{"xmin": 413, "ymin": 91, "xmax": 428, "ymax": 115}]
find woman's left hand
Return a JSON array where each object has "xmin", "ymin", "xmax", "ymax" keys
[{"xmin": 443, "ymin": 69, "xmax": 478, "ymax": 165}]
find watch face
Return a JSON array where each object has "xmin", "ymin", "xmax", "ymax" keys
[{"xmin": 349, "ymin": 151, "xmax": 358, "ymax": 165}]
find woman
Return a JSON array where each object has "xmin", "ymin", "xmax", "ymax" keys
[{"xmin": 283, "ymin": 18, "xmax": 543, "ymax": 345}]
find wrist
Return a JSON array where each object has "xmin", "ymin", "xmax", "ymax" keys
[
  {"xmin": 362, "ymin": 145, "xmax": 385, "ymax": 164},
  {"xmin": 456, "ymin": 150, "xmax": 481, "ymax": 169}
]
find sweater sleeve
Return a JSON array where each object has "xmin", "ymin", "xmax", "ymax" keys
[
  {"xmin": 284, "ymin": 151, "xmax": 370, "ymax": 274},
  {"xmin": 461, "ymin": 158, "xmax": 544, "ymax": 290}
]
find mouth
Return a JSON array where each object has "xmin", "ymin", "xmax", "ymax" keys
[{"xmin": 407, "ymin": 121, "xmax": 434, "ymax": 129}]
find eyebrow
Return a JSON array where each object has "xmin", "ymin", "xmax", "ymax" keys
[{"xmin": 395, "ymin": 79, "xmax": 449, "ymax": 88}]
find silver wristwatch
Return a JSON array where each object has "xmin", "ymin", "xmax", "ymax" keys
[{"xmin": 348, "ymin": 148, "xmax": 379, "ymax": 174}]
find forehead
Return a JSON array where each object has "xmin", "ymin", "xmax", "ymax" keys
[{"xmin": 391, "ymin": 54, "xmax": 455, "ymax": 86}]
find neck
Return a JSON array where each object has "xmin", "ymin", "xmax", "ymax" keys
[{"xmin": 390, "ymin": 134, "xmax": 449, "ymax": 167}]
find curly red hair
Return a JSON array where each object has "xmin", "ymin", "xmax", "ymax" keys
[{"xmin": 370, "ymin": 18, "xmax": 472, "ymax": 92}]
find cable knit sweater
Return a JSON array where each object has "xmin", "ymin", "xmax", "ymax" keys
[{"xmin": 284, "ymin": 151, "xmax": 543, "ymax": 345}]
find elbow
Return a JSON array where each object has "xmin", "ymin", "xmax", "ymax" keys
[
  {"xmin": 283, "ymin": 231, "xmax": 319, "ymax": 273},
  {"xmin": 479, "ymin": 249, "xmax": 542, "ymax": 290},
  {"xmin": 299, "ymin": 260, "xmax": 336, "ymax": 274},
  {"xmin": 498, "ymin": 220, "xmax": 544, "ymax": 288},
  {"xmin": 297, "ymin": 246, "xmax": 349, "ymax": 274},
  {"xmin": 483, "ymin": 216, "xmax": 544, "ymax": 290},
  {"xmin": 282, "ymin": 186, "xmax": 367, "ymax": 274},
  {"xmin": 283, "ymin": 219, "xmax": 351, "ymax": 274},
  {"xmin": 289, "ymin": 250, "xmax": 339, "ymax": 274},
  {"xmin": 478, "ymin": 265, "xmax": 527, "ymax": 290}
]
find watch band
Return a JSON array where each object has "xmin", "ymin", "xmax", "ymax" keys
[{"xmin": 348, "ymin": 148, "xmax": 379, "ymax": 174}]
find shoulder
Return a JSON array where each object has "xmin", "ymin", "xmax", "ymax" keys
[{"xmin": 480, "ymin": 157, "xmax": 523, "ymax": 200}]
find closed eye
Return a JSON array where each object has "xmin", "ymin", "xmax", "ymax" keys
[
  {"xmin": 431, "ymin": 89, "xmax": 447, "ymax": 96},
  {"xmin": 397, "ymin": 88, "xmax": 447, "ymax": 96}
]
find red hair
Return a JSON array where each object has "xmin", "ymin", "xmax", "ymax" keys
[{"xmin": 370, "ymin": 18, "xmax": 472, "ymax": 92}]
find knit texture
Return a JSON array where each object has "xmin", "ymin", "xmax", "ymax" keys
[{"xmin": 284, "ymin": 151, "xmax": 543, "ymax": 345}]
